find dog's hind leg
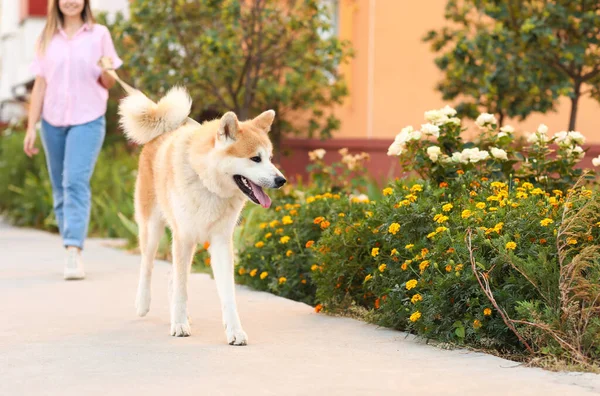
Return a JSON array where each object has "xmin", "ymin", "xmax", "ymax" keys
[
  {"xmin": 209, "ymin": 234, "xmax": 248, "ymax": 346},
  {"xmin": 169, "ymin": 232, "xmax": 195, "ymax": 337},
  {"xmin": 135, "ymin": 209, "xmax": 164, "ymax": 317}
]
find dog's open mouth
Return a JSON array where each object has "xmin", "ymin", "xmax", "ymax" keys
[{"xmin": 233, "ymin": 175, "xmax": 272, "ymax": 208}]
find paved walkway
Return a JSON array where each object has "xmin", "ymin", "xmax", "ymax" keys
[{"xmin": 1, "ymin": 222, "xmax": 599, "ymax": 396}]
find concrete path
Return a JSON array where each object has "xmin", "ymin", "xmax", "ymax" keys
[{"xmin": 1, "ymin": 222, "xmax": 599, "ymax": 396}]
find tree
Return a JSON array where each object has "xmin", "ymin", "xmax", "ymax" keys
[
  {"xmin": 104, "ymin": 0, "xmax": 352, "ymax": 152},
  {"xmin": 427, "ymin": 0, "xmax": 600, "ymax": 131}
]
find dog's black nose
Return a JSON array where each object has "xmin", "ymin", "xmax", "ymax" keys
[{"xmin": 274, "ymin": 176, "xmax": 287, "ymax": 188}]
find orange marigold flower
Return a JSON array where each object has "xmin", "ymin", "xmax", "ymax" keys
[
  {"xmin": 313, "ymin": 216, "xmax": 325, "ymax": 224},
  {"xmin": 484, "ymin": 308, "xmax": 492, "ymax": 316},
  {"xmin": 445, "ymin": 264, "xmax": 452, "ymax": 272},
  {"xmin": 473, "ymin": 319, "xmax": 482, "ymax": 329},
  {"xmin": 203, "ymin": 241, "xmax": 210, "ymax": 250},
  {"xmin": 457, "ymin": 170, "xmax": 465, "ymax": 175},
  {"xmin": 320, "ymin": 220, "xmax": 331, "ymax": 230},
  {"xmin": 305, "ymin": 240, "xmax": 315, "ymax": 248},
  {"xmin": 374, "ymin": 298, "xmax": 381, "ymax": 309},
  {"xmin": 315, "ymin": 304, "xmax": 323, "ymax": 313},
  {"xmin": 439, "ymin": 182, "xmax": 449, "ymax": 188}
]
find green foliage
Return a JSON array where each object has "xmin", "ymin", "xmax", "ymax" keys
[
  {"xmin": 104, "ymin": 0, "xmax": 353, "ymax": 150},
  {"xmin": 427, "ymin": 0, "xmax": 600, "ymax": 130}
]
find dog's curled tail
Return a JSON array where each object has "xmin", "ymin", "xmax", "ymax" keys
[{"xmin": 119, "ymin": 86, "xmax": 192, "ymax": 145}]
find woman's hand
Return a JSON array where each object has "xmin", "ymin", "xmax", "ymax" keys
[
  {"xmin": 23, "ymin": 126, "xmax": 39, "ymax": 157},
  {"xmin": 98, "ymin": 56, "xmax": 114, "ymax": 71}
]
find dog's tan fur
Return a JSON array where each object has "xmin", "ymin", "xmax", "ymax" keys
[{"xmin": 120, "ymin": 87, "xmax": 284, "ymax": 343}]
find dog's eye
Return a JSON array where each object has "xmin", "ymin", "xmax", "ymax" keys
[{"xmin": 250, "ymin": 156, "xmax": 261, "ymax": 163}]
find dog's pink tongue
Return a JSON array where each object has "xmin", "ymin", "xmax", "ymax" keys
[{"xmin": 249, "ymin": 181, "xmax": 272, "ymax": 208}]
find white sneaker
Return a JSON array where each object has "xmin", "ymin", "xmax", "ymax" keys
[{"xmin": 64, "ymin": 247, "xmax": 85, "ymax": 280}]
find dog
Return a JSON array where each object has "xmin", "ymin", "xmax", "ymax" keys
[{"xmin": 119, "ymin": 87, "xmax": 286, "ymax": 345}]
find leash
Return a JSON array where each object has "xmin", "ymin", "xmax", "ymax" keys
[{"xmin": 99, "ymin": 57, "xmax": 201, "ymax": 127}]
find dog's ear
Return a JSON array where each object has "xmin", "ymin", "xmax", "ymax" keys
[
  {"xmin": 218, "ymin": 112, "xmax": 240, "ymax": 142},
  {"xmin": 253, "ymin": 110, "xmax": 275, "ymax": 132}
]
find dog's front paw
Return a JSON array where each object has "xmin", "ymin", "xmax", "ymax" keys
[
  {"xmin": 226, "ymin": 326, "xmax": 248, "ymax": 346},
  {"xmin": 135, "ymin": 288, "xmax": 151, "ymax": 317},
  {"xmin": 170, "ymin": 321, "xmax": 191, "ymax": 337}
]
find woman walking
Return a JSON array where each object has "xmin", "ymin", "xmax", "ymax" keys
[{"xmin": 23, "ymin": 0, "xmax": 122, "ymax": 280}]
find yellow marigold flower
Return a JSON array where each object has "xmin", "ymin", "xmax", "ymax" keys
[
  {"xmin": 265, "ymin": 232, "xmax": 273, "ymax": 240},
  {"xmin": 305, "ymin": 240, "xmax": 315, "ymax": 248},
  {"xmin": 260, "ymin": 222, "xmax": 268, "ymax": 229},
  {"xmin": 383, "ymin": 187, "xmax": 394, "ymax": 196},
  {"xmin": 445, "ymin": 264, "xmax": 452, "ymax": 272},
  {"xmin": 405, "ymin": 244, "xmax": 414, "ymax": 250},
  {"xmin": 476, "ymin": 202, "xmax": 486, "ymax": 209},
  {"xmin": 371, "ymin": 247, "xmax": 380, "ymax": 257},
  {"xmin": 427, "ymin": 231, "xmax": 437, "ymax": 239},
  {"xmin": 548, "ymin": 197, "xmax": 557, "ymax": 205},
  {"xmin": 406, "ymin": 279, "xmax": 418, "ymax": 290},
  {"xmin": 365, "ymin": 211, "xmax": 373, "ymax": 217},
  {"xmin": 324, "ymin": 192, "xmax": 333, "ymax": 199},
  {"xmin": 531, "ymin": 188, "xmax": 544, "ymax": 195},
  {"xmin": 442, "ymin": 203, "xmax": 453, "ymax": 212},
  {"xmin": 388, "ymin": 222, "xmax": 401, "ymax": 235},
  {"xmin": 379, "ymin": 264, "xmax": 387, "ymax": 272},
  {"xmin": 275, "ymin": 206, "xmax": 282, "ymax": 212},
  {"xmin": 540, "ymin": 218, "xmax": 553, "ymax": 227},
  {"xmin": 454, "ymin": 264, "xmax": 464, "ymax": 272},
  {"xmin": 280, "ymin": 236, "xmax": 291, "ymax": 244},
  {"xmin": 406, "ymin": 193, "xmax": 418, "ymax": 202},
  {"xmin": 289, "ymin": 210, "xmax": 298, "ymax": 216},
  {"xmin": 238, "ymin": 267, "xmax": 247, "ymax": 275},
  {"xmin": 306, "ymin": 196, "xmax": 316, "ymax": 204},
  {"xmin": 410, "ymin": 184, "xmax": 423, "ymax": 193},
  {"xmin": 470, "ymin": 191, "xmax": 478, "ymax": 197},
  {"xmin": 250, "ymin": 269, "xmax": 258, "ymax": 277},
  {"xmin": 506, "ymin": 241, "xmax": 517, "ymax": 250},
  {"xmin": 276, "ymin": 228, "xmax": 284, "ymax": 234},
  {"xmin": 522, "ymin": 182, "xmax": 533, "ymax": 190},
  {"xmin": 419, "ymin": 260, "xmax": 430, "ymax": 273},
  {"xmin": 269, "ymin": 220, "xmax": 280, "ymax": 228},
  {"xmin": 484, "ymin": 308, "xmax": 492, "ymax": 316},
  {"xmin": 365, "ymin": 274, "xmax": 373, "ymax": 282},
  {"xmin": 494, "ymin": 222, "xmax": 504, "ymax": 233},
  {"xmin": 278, "ymin": 277, "xmax": 287, "ymax": 285},
  {"xmin": 338, "ymin": 213, "xmax": 345, "ymax": 217},
  {"xmin": 436, "ymin": 215, "xmax": 449, "ymax": 223},
  {"xmin": 391, "ymin": 248, "xmax": 398, "ymax": 256},
  {"xmin": 462, "ymin": 209, "xmax": 472, "ymax": 219},
  {"xmin": 334, "ymin": 228, "xmax": 342, "ymax": 235},
  {"xmin": 401, "ymin": 262, "xmax": 409, "ymax": 271},
  {"xmin": 260, "ymin": 271, "xmax": 268, "ymax": 279},
  {"xmin": 516, "ymin": 191, "xmax": 528, "ymax": 199},
  {"xmin": 567, "ymin": 238, "xmax": 577, "ymax": 245},
  {"xmin": 553, "ymin": 190, "xmax": 563, "ymax": 196},
  {"xmin": 411, "ymin": 294, "xmax": 423, "ymax": 304},
  {"xmin": 311, "ymin": 264, "xmax": 319, "ymax": 271},
  {"xmin": 436, "ymin": 226, "xmax": 448, "ymax": 233},
  {"xmin": 313, "ymin": 216, "xmax": 325, "ymax": 224},
  {"xmin": 489, "ymin": 207, "xmax": 498, "ymax": 212},
  {"xmin": 491, "ymin": 181, "xmax": 506, "ymax": 189},
  {"xmin": 409, "ymin": 311, "xmax": 422, "ymax": 322},
  {"xmin": 282, "ymin": 216, "xmax": 293, "ymax": 225},
  {"xmin": 582, "ymin": 189, "xmax": 592, "ymax": 198},
  {"xmin": 333, "ymin": 194, "xmax": 341, "ymax": 199},
  {"xmin": 315, "ymin": 194, "xmax": 323, "ymax": 200},
  {"xmin": 486, "ymin": 195, "xmax": 500, "ymax": 202},
  {"xmin": 511, "ymin": 203, "xmax": 520, "ymax": 208},
  {"xmin": 320, "ymin": 220, "xmax": 331, "ymax": 229},
  {"xmin": 286, "ymin": 250, "xmax": 293, "ymax": 257},
  {"xmin": 255, "ymin": 241, "xmax": 265, "ymax": 248},
  {"xmin": 473, "ymin": 319, "xmax": 482, "ymax": 329},
  {"xmin": 421, "ymin": 248, "xmax": 429, "ymax": 256},
  {"xmin": 400, "ymin": 199, "xmax": 411, "ymax": 206}
]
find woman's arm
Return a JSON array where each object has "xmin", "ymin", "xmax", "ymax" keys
[
  {"xmin": 23, "ymin": 76, "xmax": 46, "ymax": 157},
  {"xmin": 99, "ymin": 60, "xmax": 116, "ymax": 89}
]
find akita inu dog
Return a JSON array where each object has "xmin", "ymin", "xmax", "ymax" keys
[{"xmin": 119, "ymin": 87, "xmax": 286, "ymax": 345}]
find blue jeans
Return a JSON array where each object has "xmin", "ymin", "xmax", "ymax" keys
[{"xmin": 40, "ymin": 116, "xmax": 106, "ymax": 249}]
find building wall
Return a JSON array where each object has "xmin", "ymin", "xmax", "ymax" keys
[{"xmin": 333, "ymin": 0, "xmax": 600, "ymax": 142}]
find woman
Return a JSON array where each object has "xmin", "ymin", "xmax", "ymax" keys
[{"xmin": 23, "ymin": 0, "xmax": 122, "ymax": 280}]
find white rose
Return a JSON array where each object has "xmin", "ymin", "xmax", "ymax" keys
[
  {"xmin": 451, "ymin": 152, "xmax": 465, "ymax": 164},
  {"xmin": 424, "ymin": 109, "xmax": 449, "ymax": 125},
  {"xmin": 537, "ymin": 124, "xmax": 548, "ymax": 134},
  {"xmin": 394, "ymin": 126, "xmax": 414, "ymax": 144},
  {"xmin": 446, "ymin": 117, "xmax": 461, "ymax": 126},
  {"xmin": 421, "ymin": 123, "xmax": 440, "ymax": 138},
  {"xmin": 528, "ymin": 132, "xmax": 549, "ymax": 144},
  {"xmin": 567, "ymin": 145, "xmax": 585, "ymax": 161},
  {"xmin": 308, "ymin": 149, "xmax": 326, "ymax": 161},
  {"xmin": 490, "ymin": 147, "xmax": 508, "ymax": 161},
  {"xmin": 475, "ymin": 113, "xmax": 497, "ymax": 129},
  {"xmin": 471, "ymin": 149, "xmax": 489, "ymax": 163},
  {"xmin": 554, "ymin": 131, "xmax": 569, "ymax": 146},
  {"xmin": 387, "ymin": 140, "xmax": 405, "ymax": 156},
  {"xmin": 592, "ymin": 155, "xmax": 600, "ymax": 167},
  {"xmin": 569, "ymin": 131, "xmax": 585, "ymax": 145},
  {"xmin": 427, "ymin": 146, "xmax": 442, "ymax": 162},
  {"xmin": 411, "ymin": 130, "xmax": 422, "ymax": 141},
  {"xmin": 500, "ymin": 125, "xmax": 515, "ymax": 134},
  {"xmin": 440, "ymin": 105, "xmax": 457, "ymax": 116}
]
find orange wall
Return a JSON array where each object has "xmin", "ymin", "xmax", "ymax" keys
[{"xmin": 335, "ymin": 0, "xmax": 600, "ymax": 143}]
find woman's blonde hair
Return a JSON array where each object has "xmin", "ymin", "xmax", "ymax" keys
[{"xmin": 38, "ymin": 0, "xmax": 95, "ymax": 55}]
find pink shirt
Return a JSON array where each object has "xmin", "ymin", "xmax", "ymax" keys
[{"xmin": 30, "ymin": 23, "xmax": 123, "ymax": 127}]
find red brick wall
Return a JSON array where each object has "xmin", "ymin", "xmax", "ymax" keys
[
  {"xmin": 22, "ymin": 0, "xmax": 48, "ymax": 19},
  {"xmin": 279, "ymin": 138, "xmax": 600, "ymax": 183}
]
